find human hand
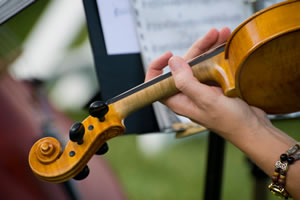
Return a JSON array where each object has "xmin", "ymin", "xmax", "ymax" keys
[
  {"xmin": 145, "ymin": 27, "xmax": 270, "ymax": 137},
  {"xmin": 146, "ymin": 28, "xmax": 300, "ymax": 200}
]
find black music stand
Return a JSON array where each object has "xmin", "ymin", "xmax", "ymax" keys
[
  {"xmin": 83, "ymin": 1, "xmax": 226, "ymax": 199},
  {"xmin": 82, "ymin": 0, "xmax": 159, "ymax": 134}
]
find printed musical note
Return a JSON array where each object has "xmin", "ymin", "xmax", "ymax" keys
[
  {"xmin": 132, "ymin": 0, "xmax": 252, "ymax": 66},
  {"xmin": 131, "ymin": 0, "xmax": 253, "ymax": 129}
]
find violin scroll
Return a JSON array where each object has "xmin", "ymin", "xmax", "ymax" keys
[
  {"xmin": 28, "ymin": 0, "xmax": 300, "ymax": 184},
  {"xmin": 89, "ymin": 101, "xmax": 109, "ymax": 121},
  {"xmin": 33, "ymin": 137, "xmax": 61, "ymax": 165},
  {"xmin": 28, "ymin": 104, "xmax": 125, "ymax": 183},
  {"xmin": 69, "ymin": 122, "xmax": 85, "ymax": 144}
]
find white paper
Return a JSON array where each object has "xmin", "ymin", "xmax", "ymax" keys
[
  {"xmin": 96, "ymin": 0, "xmax": 140, "ymax": 55},
  {"xmin": 262, "ymin": 0, "xmax": 283, "ymax": 8},
  {"xmin": 131, "ymin": 0, "xmax": 253, "ymax": 130},
  {"xmin": 132, "ymin": 0, "xmax": 252, "ymax": 66}
]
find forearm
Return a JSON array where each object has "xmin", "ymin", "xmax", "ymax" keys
[
  {"xmin": 145, "ymin": 28, "xmax": 299, "ymax": 198},
  {"xmin": 220, "ymin": 121, "xmax": 299, "ymax": 199}
]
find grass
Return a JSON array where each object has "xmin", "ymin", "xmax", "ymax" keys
[
  {"xmin": 68, "ymin": 110, "xmax": 300, "ymax": 199},
  {"xmin": 102, "ymin": 117, "xmax": 300, "ymax": 200}
]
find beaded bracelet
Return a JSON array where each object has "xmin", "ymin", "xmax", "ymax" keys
[{"xmin": 268, "ymin": 143, "xmax": 300, "ymax": 199}]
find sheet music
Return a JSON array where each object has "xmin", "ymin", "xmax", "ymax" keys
[
  {"xmin": 131, "ymin": 0, "xmax": 253, "ymax": 130},
  {"xmin": 262, "ymin": 0, "xmax": 283, "ymax": 8},
  {"xmin": 96, "ymin": 0, "xmax": 140, "ymax": 55},
  {"xmin": 131, "ymin": 0, "xmax": 252, "ymax": 66}
]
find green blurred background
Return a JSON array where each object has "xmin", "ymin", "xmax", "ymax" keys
[
  {"xmin": 101, "ymin": 118, "xmax": 300, "ymax": 200},
  {"xmin": 70, "ymin": 110, "xmax": 300, "ymax": 200},
  {"xmin": 1, "ymin": 1, "xmax": 299, "ymax": 200}
]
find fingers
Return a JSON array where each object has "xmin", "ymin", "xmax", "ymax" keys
[
  {"xmin": 163, "ymin": 92, "xmax": 201, "ymax": 120},
  {"xmin": 168, "ymin": 56, "xmax": 213, "ymax": 107},
  {"xmin": 183, "ymin": 27, "xmax": 231, "ymax": 61},
  {"xmin": 183, "ymin": 28, "xmax": 219, "ymax": 60},
  {"xmin": 145, "ymin": 51, "xmax": 173, "ymax": 82},
  {"xmin": 213, "ymin": 27, "xmax": 231, "ymax": 48},
  {"xmin": 145, "ymin": 28, "xmax": 231, "ymax": 82}
]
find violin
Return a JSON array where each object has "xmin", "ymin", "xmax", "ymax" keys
[{"xmin": 29, "ymin": 0, "xmax": 300, "ymax": 183}]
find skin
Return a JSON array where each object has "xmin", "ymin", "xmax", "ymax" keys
[{"xmin": 145, "ymin": 27, "xmax": 300, "ymax": 199}]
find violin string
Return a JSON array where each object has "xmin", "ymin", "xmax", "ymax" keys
[{"xmin": 107, "ymin": 43, "xmax": 226, "ymax": 105}]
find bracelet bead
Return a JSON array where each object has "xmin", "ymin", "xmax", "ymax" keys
[
  {"xmin": 280, "ymin": 153, "xmax": 288, "ymax": 161},
  {"xmin": 279, "ymin": 175, "xmax": 286, "ymax": 180},
  {"xmin": 287, "ymin": 145, "xmax": 299, "ymax": 156},
  {"xmin": 271, "ymin": 175, "xmax": 278, "ymax": 182},
  {"xmin": 280, "ymin": 171, "xmax": 286, "ymax": 176},
  {"xmin": 269, "ymin": 142, "xmax": 300, "ymax": 199},
  {"xmin": 287, "ymin": 157, "xmax": 295, "ymax": 164},
  {"xmin": 278, "ymin": 178, "xmax": 285, "ymax": 185},
  {"xmin": 273, "ymin": 171, "xmax": 279, "ymax": 176},
  {"xmin": 294, "ymin": 152, "xmax": 300, "ymax": 160}
]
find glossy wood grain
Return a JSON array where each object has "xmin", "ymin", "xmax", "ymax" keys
[
  {"xmin": 29, "ymin": 105, "xmax": 125, "ymax": 183},
  {"xmin": 113, "ymin": 52, "xmax": 235, "ymax": 119},
  {"xmin": 225, "ymin": 0, "xmax": 300, "ymax": 113},
  {"xmin": 29, "ymin": 0, "xmax": 300, "ymax": 183}
]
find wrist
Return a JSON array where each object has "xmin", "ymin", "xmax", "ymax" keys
[{"xmin": 217, "ymin": 111, "xmax": 266, "ymax": 143}]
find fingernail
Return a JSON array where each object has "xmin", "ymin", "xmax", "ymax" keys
[
  {"xmin": 169, "ymin": 57, "xmax": 181, "ymax": 72},
  {"xmin": 165, "ymin": 51, "xmax": 172, "ymax": 56}
]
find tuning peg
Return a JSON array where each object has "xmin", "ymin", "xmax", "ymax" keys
[
  {"xmin": 89, "ymin": 101, "xmax": 109, "ymax": 122},
  {"xmin": 73, "ymin": 165, "xmax": 90, "ymax": 180},
  {"xmin": 69, "ymin": 122, "xmax": 85, "ymax": 144},
  {"xmin": 95, "ymin": 142, "xmax": 109, "ymax": 155}
]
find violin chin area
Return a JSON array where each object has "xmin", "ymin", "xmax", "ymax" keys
[{"xmin": 237, "ymin": 30, "xmax": 300, "ymax": 114}]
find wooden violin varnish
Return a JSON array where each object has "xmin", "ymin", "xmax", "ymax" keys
[{"xmin": 29, "ymin": 0, "xmax": 300, "ymax": 183}]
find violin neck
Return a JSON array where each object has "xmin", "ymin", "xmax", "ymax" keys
[{"xmin": 109, "ymin": 43, "xmax": 235, "ymax": 120}]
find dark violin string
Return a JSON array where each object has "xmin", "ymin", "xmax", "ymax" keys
[{"xmin": 106, "ymin": 43, "xmax": 226, "ymax": 105}]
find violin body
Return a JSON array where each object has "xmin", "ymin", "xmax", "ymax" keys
[
  {"xmin": 29, "ymin": 0, "xmax": 300, "ymax": 183},
  {"xmin": 225, "ymin": 0, "xmax": 300, "ymax": 113}
]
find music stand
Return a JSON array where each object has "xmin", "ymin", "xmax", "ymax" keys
[
  {"xmin": 82, "ymin": 0, "xmax": 159, "ymax": 134},
  {"xmin": 82, "ymin": 1, "xmax": 226, "ymax": 200}
]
